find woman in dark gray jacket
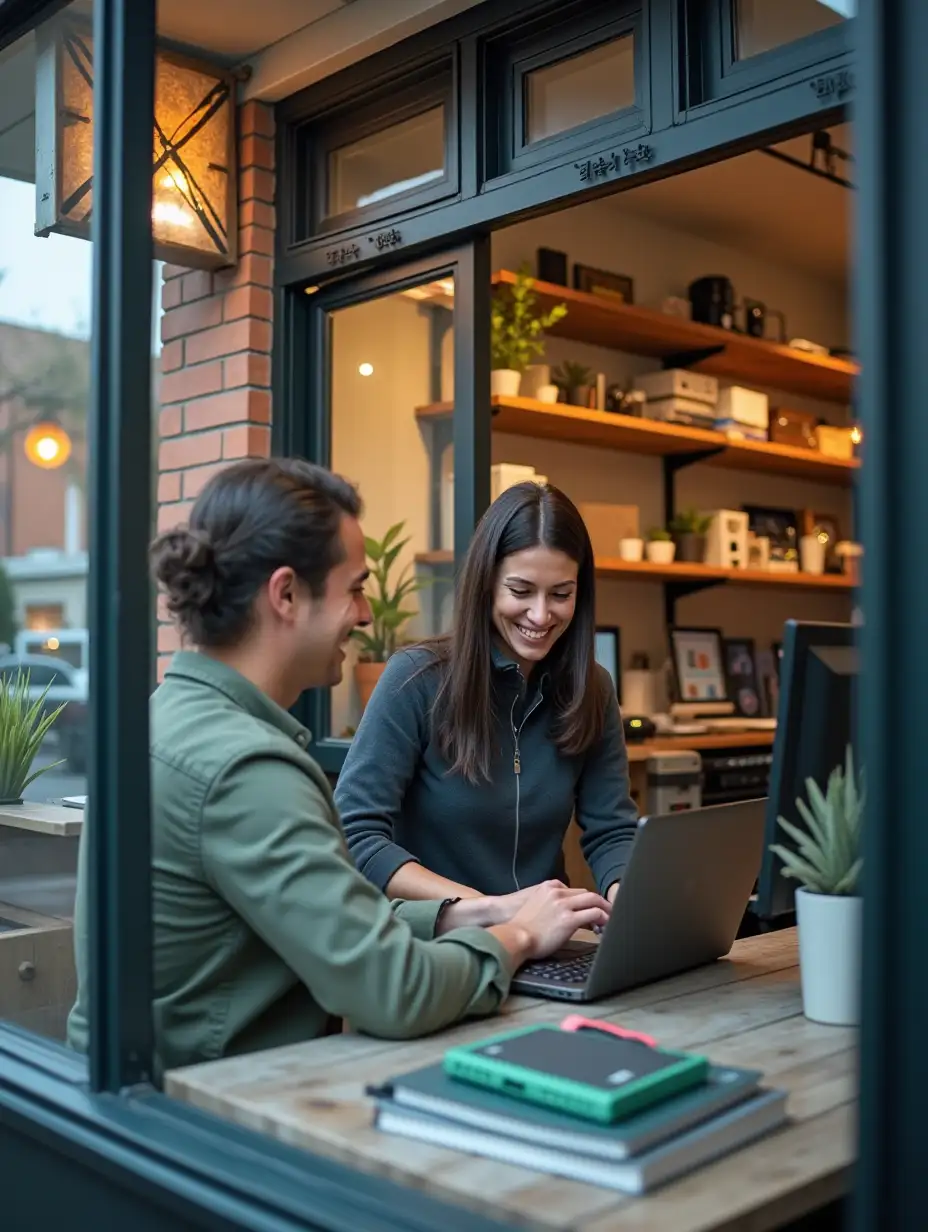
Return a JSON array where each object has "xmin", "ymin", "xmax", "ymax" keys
[{"xmin": 336, "ymin": 481, "xmax": 639, "ymax": 909}]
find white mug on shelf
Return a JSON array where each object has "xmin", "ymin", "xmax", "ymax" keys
[
  {"xmin": 799, "ymin": 533, "xmax": 826, "ymax": 575},
  {"xmin": 619, "ymin": 538, "xmax": 644, "ymax": 563}
]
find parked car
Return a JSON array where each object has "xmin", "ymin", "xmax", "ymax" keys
[{"xmin": 0, "ymin": 653, "xmax": 88, "ymax": 773}]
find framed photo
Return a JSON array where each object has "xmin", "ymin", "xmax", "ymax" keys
[
  {"xmin": 594, "ymin": 626, "xmax": 621, "ymax": 704},
  {"xmin": 742, "ymin": 505, "xmax": 799, "ymax": 564},
  {"xmin": 670, "ymin": 627, "xmax": 729, "ymax": 703},
  {"xmin": 755, "ymin": 647, "xmax": 780, "ymax": 718},
  {"xmin": 573, "ymin": 263, "xmax": 634, "ymax": 305},
  {"xmin": 723, "ymin": 637, "xmax": 763, "ymax": 717}
]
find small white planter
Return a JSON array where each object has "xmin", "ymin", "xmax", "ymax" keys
[
  {"xmin": 646, "ymin": 539, "xmax": 677, "ymax": 564},
  {"xmin": 491, "ymin": 368, "xmax": 522, "ymax": 397},
  {"xmin": 536, "ymin": 383, "xmax": 560, "ymax": 403},
  {"xmin": 618, "ymin": 538, "xmax": 644, "ymax": 562},
  {"xmin": 795, "ymin": 887, "xmax": 862, "ymax": 1026}
]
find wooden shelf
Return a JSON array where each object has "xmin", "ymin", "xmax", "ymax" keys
[
  {"xmin": 416, "ymin": 396, "xmax": 860, "ymax": 486},
  {"xmin": 492, "ymin": 269, "xmax": 858, "ymax": 404},
  {"xmin": 415, "ymin": 550, "xmax": 853, "ymax": 593}
]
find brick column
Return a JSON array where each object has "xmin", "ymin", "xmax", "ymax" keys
[{"xmin": 156, "ymin": 100, "xmax": 275, "ymax": 674}]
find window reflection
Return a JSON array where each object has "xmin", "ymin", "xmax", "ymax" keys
[
  {"xmin": 525, "ymin": 35, "xmax": 636, "ymax": 145},
  {"xmin": 327, "ymin": 106, "xmax": 445, "ymax": 216},
  {"xmin": 735, "ymin": 0, "xmax": 854, "ymax": 61}
]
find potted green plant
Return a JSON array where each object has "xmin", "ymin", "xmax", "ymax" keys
[
  {"xmin": 551, "ymin": 361, "xmax": 594, "ymax": 408},
  {"xmin": 669, "ymin": 509, "xmax": 711, "ymax": 563},
  {"xmin": 490, "ymin": 266, "xmax": 567, "ymax": 398},
  {"xmin": 770, "ymin": 745, "xmax": 864, "ymax": 1026},
  {"xmin": 351, "ymin": 521, "xmax": 428, "ymax": 712},
  {"xmin": 646, "ymin": 527, "xmax": 677, "ymax": 565},
  {"xmin": 0, "ymin": 670, "xmax": 67, "ymax": 805}
]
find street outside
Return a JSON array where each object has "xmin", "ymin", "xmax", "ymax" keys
[{"xmin": 24, "ymin": 735, "xmax": 86, "ymax": 803}]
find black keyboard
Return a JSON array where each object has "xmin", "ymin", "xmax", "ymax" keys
[{"xmin": 519, "ymin": 950, "xmax": 596, "ymax": 984}]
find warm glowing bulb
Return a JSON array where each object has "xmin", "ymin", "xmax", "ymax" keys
[
  {"xmin": 850, "ymin": 425, "xmax": 862, "ymax": 445},
  {"xmin": 160, "ymin": 170, "xmax": 189, "ymax": 193},
  {"xmin": 152, "ymin": 201, "xmax": 194, "ymax": 229},
  {"xmin": 24, "ymin": 422, "xmax": 71, "ymax": 469},
  {"xmin": 46, "ymin": 637, "xmax": 60, "ymax": 651},
  {"xmin": 358, "ymin": 362, "xmax": 374, "ymax": 377}
]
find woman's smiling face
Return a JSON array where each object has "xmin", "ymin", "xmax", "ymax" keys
[{"xmin": 491, "ymin": 545, "xmax": 579, "ymax": 675}]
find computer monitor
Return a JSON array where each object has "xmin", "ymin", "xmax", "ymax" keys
[{"xmin": 753, "ymin": 620, "xmax": 859, "ymax": 922}]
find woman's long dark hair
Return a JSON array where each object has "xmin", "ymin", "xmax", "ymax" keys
[{"xmin": 429, "ymin": 482, "xmax": 603, "ymax": 783}]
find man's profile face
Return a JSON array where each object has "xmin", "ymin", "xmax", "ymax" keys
[{"xmin": 299, "ymin": 515, "xmax": 371, "ymax": 689}]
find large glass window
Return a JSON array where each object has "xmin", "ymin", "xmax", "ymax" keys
[
  {"xmin": 0, "ymin": 1, "xmax": 93, "ymax": 1043},
  {"xmin": 735, "ymin": 0, "xmax": 854, "ymax": 61},
  {"xmin": 327, "ymin": 106, "xmax": 445, "ymax": 215},
  {"xmin": 327, "ymin": 277, "xmax": 456, "ymax": 740},
  {"xmin": 525, "ymin": 34, "xmax": 636, "ymax": 145}
]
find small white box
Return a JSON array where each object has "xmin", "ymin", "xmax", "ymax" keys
[
  {"xmin": 635, "ymin": 369, "xmax": 719, "ymax": 407},
  {"xmin": 717, "ymin": 386, "xmax": 769, "ymax": 430},
  {"xmin": 704, "ymin": 509, "xmax": 750, "ymax": 570}
]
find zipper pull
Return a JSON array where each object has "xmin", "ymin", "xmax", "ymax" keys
[{"xmin": 514, "ymin": 748, "xmax": 521, "ymax": 775}]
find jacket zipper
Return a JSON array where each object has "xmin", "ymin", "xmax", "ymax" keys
[{"xmin": 509, "ymin": 683, "xmax": 544, "ymax": 891}]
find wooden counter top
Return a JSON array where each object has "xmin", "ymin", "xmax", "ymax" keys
[
  {"xmin": 167, "ymin": 930, "xmax": 856, "ymax": 1231},
  {"xmin": 0, "ymin": 803, "xmax": 82, "ymax": 837},
  {"xmin": 626, "ymin": 730, "xmax": 775, "ymax": 763}
]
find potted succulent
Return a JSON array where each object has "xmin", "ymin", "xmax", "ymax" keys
[
  {"xmin": 551, "ymin": 361, "xmax": 594, "ymax": 408},
  {"xmin": 351, "ymin": 521, "xmax": 428, "ymax": 712},
  {"xmin": 490, "ymin": 266, "xmax": 567, "ymax": 397},
  {"xmin": 646, "ymin": 527, "xmax": 677, "ymax": 565},
  {"xmin": 669, "ymin": 509, "xmax": 712, "ymax": 563},
  {"xmin": 770, "ymin": 745, "xmax": 864, "ymax": 1027},
  {"xmin": 0, "ymin": 669, "xmax": 67, "ymax": 805}
]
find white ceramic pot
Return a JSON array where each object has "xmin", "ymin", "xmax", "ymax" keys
[
  {"xmin": 646, "ymin": 539, "xmax": 677, "ymax": 564},
  {"xmin": 536, "ymin": 383, "xmax": 560, "ymax": 404},
  {"xmin": 490, "ymin": 368, "xmax": 522, "ymax": 397},
  {"xmin": 795, "ymin": 887, "xmax": 862, "ymax": 1026},
  {"xmin": 799, "ymin": 533, "xmax": 826, "ymax": 575},
  {"xmin": 618, "ymin": 538, "xmax": 644, "ymax": 563},
  {"xmin": 520, "ymin": 364, "xmax": 551, "ymax": 398}
]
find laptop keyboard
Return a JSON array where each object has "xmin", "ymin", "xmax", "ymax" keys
[{"xmin": 519, "ymin": 950, "xmax": 596, "ymax": 984}]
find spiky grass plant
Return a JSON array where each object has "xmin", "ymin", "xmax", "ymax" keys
[
  {"xmin": 770, "ymin": 744, "xmax": 864, "ymax": 896},
  {"xmin": 0, "ymin": 669, "xmax": 67, "ymax": 802}
]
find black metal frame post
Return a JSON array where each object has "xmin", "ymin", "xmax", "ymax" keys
[
  {"xmin": 452, "ymin": 236, "xmax": 491, "ymax": 563},
  {"xmin": 853, "ymin": 0, "xmax": 928, "ymax": 1227},
  {"xmin": 86, "ymin": 0, "xmax": 156, "ymax": 1092}
]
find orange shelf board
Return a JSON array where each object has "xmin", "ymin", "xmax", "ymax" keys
[
  {"xmin": 491, "ymin": 270, "xmax": 857, "ymax": 405},
  {"xmin": 593, "ymin": 558, "xmax": 854, "ymax": 591},
  {"xmin": 415, "ymin": 550, "xmax": 853, "ymax": 592},
  {"xmin": 416, "ymin": 396, "xmax": 859, "ymax": 486}
]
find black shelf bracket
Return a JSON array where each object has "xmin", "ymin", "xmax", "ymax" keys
[
  {"xmin": 422, "ymin": 302, "xmax": 454, "ymax": 403},
  {"xmin": 664, "ymin": 577, "xmax": 725, "ymax": 628},
  {"xmin": 661, "ymin": 344, "xmax": 726, "ymax": 370},
  {"xmin": 662, "ymin": 448, "xmax": 725, "ymax": 527}
]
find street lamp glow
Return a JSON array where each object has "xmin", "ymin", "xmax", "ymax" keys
[{"xmin": 24, "ymin": 422, "xmax": 72, "ymax": 470}]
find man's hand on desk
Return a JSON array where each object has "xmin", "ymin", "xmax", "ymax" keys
[{"xmin": 435, "ymin": 881, "xmax": 613, "ymax": 934}]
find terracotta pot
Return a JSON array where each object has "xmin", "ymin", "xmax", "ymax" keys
[{"xmin": 354, "ymin": 661, "xmax": 387, "ymax": 712}]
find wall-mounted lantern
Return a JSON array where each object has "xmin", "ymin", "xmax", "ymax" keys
[{"xmin": 34, "ymin": 18, "xmax": 238, "ymax": 270}]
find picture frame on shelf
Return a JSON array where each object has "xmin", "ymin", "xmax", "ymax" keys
[
  {"xmin": 742, "ymin": 505, "xmax": 799, "ymax": 566},
  {"xmin": 594, "ymin": 626, "xmax": 622, "ymax": 704},
  {"xmin": 573, "ymin": 263, "xmax": 634, "ymax": 304},
  {"xmin": 755, "ymin": 647, "xmax": 780, "ymax": 718},
  {"xmin": 670, "ymin": 627, "xmax": 729, "ymax": 704},
  {"xmin": 723, "ymin": 637, "xmax": 763, "ymax": 717}
]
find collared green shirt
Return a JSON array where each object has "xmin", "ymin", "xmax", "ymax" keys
[{"xmin": 67, "ymin": 652, "xmax": 513, "ymax": 1074}]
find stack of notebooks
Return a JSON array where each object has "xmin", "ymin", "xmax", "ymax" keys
[{"xmin": 369, "ymin": 1025, "xmax": 787, "ymax": 1195}]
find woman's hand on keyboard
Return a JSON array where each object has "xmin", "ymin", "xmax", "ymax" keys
[{"xmin": 489, "ymin": 881, "xmax": 611, "ymax": 966}]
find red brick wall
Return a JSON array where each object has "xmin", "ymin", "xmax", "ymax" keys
[{"xmin": 156, "ymin": 100, "xmax": 275, "ymax": 674}]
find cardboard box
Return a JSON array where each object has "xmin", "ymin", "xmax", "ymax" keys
[{"xmin": 579, "ymin": 503, "xmax": 640, "ymax": 556}]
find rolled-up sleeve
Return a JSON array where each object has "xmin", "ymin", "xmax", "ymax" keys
[
  {"xmin": 202, "ymin": 752, "xmax": 512, "ymax": 1039},
  {"xmin": 575, "ymin": 667, "xmax": 639, "ymax": 894},
  {"xmin": 336, "ymin": 650, "xmax": 433, "ymax": 890}
]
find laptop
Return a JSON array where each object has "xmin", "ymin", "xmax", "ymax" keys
[{"xmin": 511, "ymin": 799, "xmax": 767, "ymax": 1002}]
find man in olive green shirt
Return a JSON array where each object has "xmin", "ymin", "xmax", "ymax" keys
[{"xmin": 67, "ymin": 459, "xmax": 608, "ymax": 1075}]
